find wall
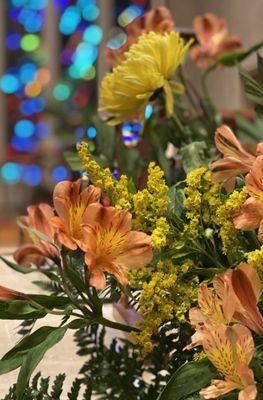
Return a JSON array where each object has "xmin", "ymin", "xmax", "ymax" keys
[{"xmin": 166, "ymin": 0, "xmax": 263, "ymax": 110}]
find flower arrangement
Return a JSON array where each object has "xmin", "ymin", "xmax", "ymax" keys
[{"xmin": 1, "ymin": 6, "xmax": 263, "ymax": 400}]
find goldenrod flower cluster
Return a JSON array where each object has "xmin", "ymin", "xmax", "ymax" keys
[
  {"xmin": 133, "ymin": 162, "xmax": 169, "ymax": 237},
  {"xmin": 99, "ymin": 31, "xmax": 192, "ymax": 125},
  {"xmin": 151, "ymin": 217, "xmax": 170, "ymax": 250},
  {"xmin": 184, "ymin": 167, "xmax": 221, "ymax": 237},
  {"xmin": 77, "ymin": 142, "xmax": 132, "ymax": 210},
  {"xmin": 247, "ymin": 246, "xmax": 263, "ymax": 271},
  {"xmin": 215, "ymin": 187, "xmax": 248, "ymax": 257},
  {"xmin": 131, "ymin": 259, "xmax": 198, "ymax": 358}
]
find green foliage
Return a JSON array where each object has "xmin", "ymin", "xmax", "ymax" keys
[
  {"xmin": 180, "ymin": 141, "xmax": 208, "ymax": 173},
  {"xmin": 217, "ymin": 40, "xmax": 263, "ymax": 66},
  {"xmin": 157, "ymin": 359, "xmax": 218, "ymax": 400},
  {"xmin": 67, "ymin": 379, "xmax": 82, "ymax": 400},
  {"xmin": 0, "ymin": 256, "xmax": 38, "ymax": 274},
  {"xmin": 16, "ymin": 326, "xmax": 68, "ymax": 399},
  {"xmin": 72, "ymin": 322, "xmax": 194, "ymax": 400},
  {"xmin": 0, "ymin": 300, "xmax": 46, "ymax": 320}
]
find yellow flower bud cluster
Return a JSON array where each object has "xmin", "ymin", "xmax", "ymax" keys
[
  {"xmin": 133, "ymin": 162, "xmax": 169, "ymax": 235},
  {"xmin": 215, "ymin": 187, "xmax": 248, "ymax": 256},
  {"xmin": 184, "ymin": 168, "xmax": 221, "ymax": 237},
  {"xmin": 77, "ymin": 142, "xmax": 132, "ymax": 210},
  {"xmin": 151, "ymin": 217, "xmax": 170, "ymax": 250},
  {"xmin": 131, "ymin": 259, "xmax": 198, "ymax": 358},
  {"xmin": 247, "ymin": 246, "xmax": 263, "ymax": 271}
]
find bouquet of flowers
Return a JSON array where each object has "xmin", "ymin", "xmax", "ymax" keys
[{"xmin": 1, "ymin": 7, "xmax": 263, "ymax": 400}]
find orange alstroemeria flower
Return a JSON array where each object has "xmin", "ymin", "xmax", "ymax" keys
[
  {"xmin": 51, "ymin": 179, "xmax": 100, "ymax": 250},
  {"xmin": 106, "ymin": 6, "xmax": 174, "ymax": 66},
  {"xmin": 186, "ymin": 264, "xmax": 263, "ymax": 351},
  {"xmin": 190, "ymin": 13, "xmax": 242, "ymax": 68},
  {"xmin": 14, "ymin": 203, "xmax": 59, "ymax": 267},
  {"xmin": 234, "ymin": 155, "xmax": 263, "ymax": 242},
  {"xmin": 200, "ymin": 324, "xmax": 257, "ymax": 400},
  {"xmin": 0, "ymin": 285, "xmax": 26, "ymax": 300},
  {"xmin": 81, "ymin": 204, "xmax": 153, "ymax": 290},
  {"xmin": 211, "ymin": 125, "xmax": 256, "ymax": 192}
]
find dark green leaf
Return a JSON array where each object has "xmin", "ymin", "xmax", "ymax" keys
[
  {"xmin": 29, "ymin": 294, "xmax": 71, "ymax": 310},
  {"xmin": 0, "ymin": 256, "xmax": 38, "ymax": 274},
  {"xmin": 16, "ymin": 326, "xmax": 67, "ymax": 399},
  {"xmin": 68, "ymin": 318, "xmax": 90, "ymax": 330},
  {"xmin": 51, "ymin": 373, "xmax": 66, "ymax": 399},
  {"xmin": 157, "ymin": 360, "xmax": 218, "ymax": 400},
  {"xmin": 258, "ymin": 53, "xmax": 263, "ymax": 82},
  {"xmin": 64, "ymin": 259, "xmax": 87, "ymax": 293}
]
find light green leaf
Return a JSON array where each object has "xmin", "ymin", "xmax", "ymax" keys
[
  {"xmin": 181, "ymin": 141, "xmax": 207, "ymax": 173},
  {"xmin": 218, "ymin": 40, "xmax": 263, "ymax": 66}
]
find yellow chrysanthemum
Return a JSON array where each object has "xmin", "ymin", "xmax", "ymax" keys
[{"xmin": 100, "ymin": 31, "xmax": 192, "ymax": 125}]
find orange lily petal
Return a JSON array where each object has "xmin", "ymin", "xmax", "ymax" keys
[
  {"xmin": 233, "ymin": 197, "xmax": 263, "ymax": 231},
  {"xmin": 82, "ymin": 205, "xmax": 152, "ymax": 289},
  {"xmin": 0, "ymin": 285, "xmax": 26, "ymax": 300},
  {"xmin": 231, "ymin": 265, "xmax": 263, "ymax": 336},
  {"xmin": 245, "ymin": 155, "xmax": 263, "ymax": 198}
]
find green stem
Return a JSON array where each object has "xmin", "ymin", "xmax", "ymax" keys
[
  {"xmin": 201, "ymin": 72, "xmax": 209, "ymax": 98},
  {"xmin": 28, "ymin": 299, "xmax": 66, "ymax": 316},
  {"xmin": 59, "ymin": 251, "xmax": 92, "ymax": 317},
  {"xmin": 192, "ymin": 242, "xmax": 224, "ymax": 270},
  {"xmin": 96, "ymin": 316, "xmax": 140, "ymax": 333}
]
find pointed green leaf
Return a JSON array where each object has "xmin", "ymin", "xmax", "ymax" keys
[
  {"xmin": 17, "ymin": 220, "xmax": 59, "ymax": 252},
  {"xmin": 157, "ymin": 360, "xmax": 218, "ymax": 400},
  {"xmin": 16, "ymin": 326, "xmax": 68, "ymax": 399},
  {"xmin": 0, "ymin": 256, "xmax": 38, "ymax": 274}
]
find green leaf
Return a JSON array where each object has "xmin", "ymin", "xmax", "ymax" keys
[
  {"xmin": 168, "ymin": 186, "xmax": 185, "ymax": 217},
  {"xmin": 0, "ymin": 300, "xmax": 46, "ymax": 320},
  {"xmin": 218, "ymin": 40, "xmax": 263, "ymax": 66},
  {"xmin": 181, "ymin": 141, "xmax": 207, "ymax": 173},
  {"xmin": 68, "ymin": 318, "xmax": 90, "ymax": 330},
  {"xmin": 16, "ymin": 326, "xmax": 67, "ymax": 399},
  {"xmin": 258, "ymin": 53, "xmax": 263, "ymax": 82},
  {"xmin": 29, "ymin": 294, "xmax": 71, "ymax": 310},
  {"xmin": 0, "ymin": 326, "xmax": 58, "ymax": 374},
  {"xmin": 239, "ymin": 66, "xmax": 263, "ymax": 106},
  {"xmin": 0, "ymin": 256, "xmax": 38, "ymax": 274},
  {"xmin": 251, "ymin": 344, "xmax": 263, "ymax": 383},
  {"xmin": 64, "ymin": 257, "xmax": 87, "ymax": 294},
  {"xmin": 64, "ymin": 151, "xmax": 83, "ymax": 171},
  {"xmin": 157, "ymin": 360, "xmax": 218, "ymax": 400},
  {"xmin": 17, "ymin": 220, "xmax": 59, "ymax": 252}
]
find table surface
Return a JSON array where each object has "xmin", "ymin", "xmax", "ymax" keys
[{"xmin": 0, "ymin": 248, "xmax": 126, "ymax": 399}]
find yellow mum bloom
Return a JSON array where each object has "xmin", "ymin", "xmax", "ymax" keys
[{"xmin": 100, "ymin": 31, "xmax": 192, "ymax": 125}]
